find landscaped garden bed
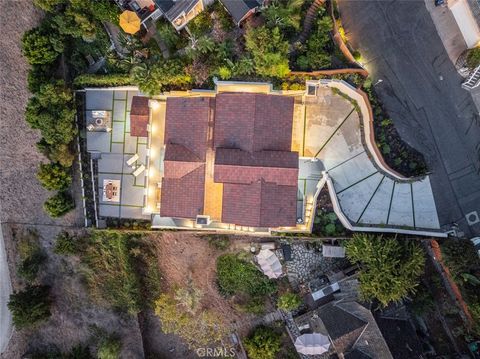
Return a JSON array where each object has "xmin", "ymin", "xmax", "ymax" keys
[
  {"xmin": 313, "ymin": 187, "xmax": 348, "ymax": 237},
  {"xmin": 362, "ymin": 79, "xmax": 428, "ymax": 178}
]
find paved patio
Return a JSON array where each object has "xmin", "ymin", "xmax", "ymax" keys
[
  {"xmin": 297, "ymin": 85, "xmax": 440, "ymax": 230},
  {"xmin": 85, "ymin": 89, "xmax": 150, "ymax": 220}
]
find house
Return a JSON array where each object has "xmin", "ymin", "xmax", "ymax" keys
[
  {"xmin": 116, "ymin": 0, "xmax": 210, "ymax": 30},
  {"xmin": 290, "ymin": 276, "xmax": 393, "ymax": 359},
  {"xmin": 218, "ymin": 0, "xmax": 263, "ymax": 25},
  {"xmin": 158, "ymin": 92, "xmax": 299, "ymax": 228}
]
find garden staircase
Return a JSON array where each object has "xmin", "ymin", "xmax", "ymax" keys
[
  {"xmin": 462, "ymin": 65, "xmax": 480, "ymax": 91},
  {"xmin": 297, "ymin": 0, "xmax": 327, "ymax": 44}
]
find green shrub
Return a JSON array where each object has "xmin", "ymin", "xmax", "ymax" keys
[
  {"xmin": 37, "ymin": 140, "xmax": 75, "ymax": 168},
  {"xmin": 37, "ymin": 163, "xmax": 72, "ymax": 190},
  {"xmin": 245, "ymin": 26, "xmax": 290, "ymax": 78},
  {"xmin": 277, "ymin": 292, "xmax": 302, "ymax": 311},
  {"xmin": 16, "ymin": 230, "xmax": 46, "ymax": 282},
  {"xmin": 216, "ymin": 254, "xmax": 277, "ymax": 297},
  {"xmin": 188, "ymin": 10, "xmax": 213, "ymax": 37},
  {"xmin": 73, "ymin": 74, "xmax": 133, "ymax": 88},
  {"xmin": 466, "ymin": 47, "xmax": 480, "ymax": 69},
  {"xmin": 97, "ymin": 335, "xmax": 121, "ymax": 359},
  {"xmin": 8, "ymin": 285, "xmax": 52, "ymax": 328},
  {"xmin": 25, "ymin": 81, "xmax": 76, "ymax": 146},
  {"xmin": 44, "ymin": 191, "xmax": 75, "ymax": 218},
  {"xmin": 22, "ymin": 26, "xmax": 63, "ymax": 65},
  {"xmin": 54, "ymin": 231, "xmax": 78, "ymax": 255},
  {"xmin": 243, "ymin": 326, "xmax": 281, "ymax": 359}
]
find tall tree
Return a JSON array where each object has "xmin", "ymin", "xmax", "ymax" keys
[{"xmin": 344, "ymin": 234, "xmax": 425, "ymax": 306}]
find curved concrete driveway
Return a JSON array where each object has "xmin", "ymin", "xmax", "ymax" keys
[{"xmin": 294, "ymin": 81, "xmax": 441, "ymax": 234}]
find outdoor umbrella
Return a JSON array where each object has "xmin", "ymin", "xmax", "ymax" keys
[
  {"xmin": 119, "ymin": 10, "xmax": 141, "ymax": 34},
  {"xmin": 294, "ymin": 333, "xmax": 331, "ymax": 355},
  {"xmin": 256, "ymin": 249, "xmax": 283, "ymax": 279}
]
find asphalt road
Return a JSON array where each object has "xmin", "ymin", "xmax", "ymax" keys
[{"xmin": 338, "ymin": 0, "xmax": 480, "ymax": 237}]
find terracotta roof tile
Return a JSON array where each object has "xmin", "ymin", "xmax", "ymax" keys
[
  {"xmin": 160, "ymin": 165, "xmax": 205, "ymax": 219},
  {"xmin": 222, "ymin": 181, "xmax": 297, "ymax": 227},
  {"xmin": 214, "ymin": 93, "xmax": 294, "ymax": 152},
  {"xmin": 165, "ymin": 97, "xmax": 211, "ymax": 161},
  {"xmin": 130, "ymin": 96, "xmax": 150, "ymax": 137}
]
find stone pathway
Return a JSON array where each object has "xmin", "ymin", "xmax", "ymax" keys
[{"xmin": 277, "ymin": 243, "xmax": 348, "ymax": 289}]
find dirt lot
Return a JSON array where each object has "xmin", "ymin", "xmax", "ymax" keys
[{"xmin": 141, "ymin": 232, "xmax": 262, "ymax": 358}]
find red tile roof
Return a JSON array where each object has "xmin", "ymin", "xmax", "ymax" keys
[
  {"xmin": 130, "ymin": 96, "xmax": 150, "ymax": 137},
  {"xmin": 165, "ymin": 97, "xmax": 212, "ymax": 161},
  {"xmin": 215, "ymin": 148, "xmax": 298, "ymax": 186},
  {"xmin": 222, "ymin": 181, "xmax": 297, "ymax": 227},
  {"xmin": 160, "ymin": 165, "xmax": 206, "ymax": 219},
  {"xmin": 160, "ymin": 99, "xmax": 211, "ymax": 219},
  {"xmin": 214, "ymin": 93, "xmax": 294, "ymax": 152}
]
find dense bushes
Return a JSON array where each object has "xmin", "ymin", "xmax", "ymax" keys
[
  {"xmin": 466, "ymin": 47, "xmax": 480, "ymax": 69},
  {"xmin": 296, "ymin": 10, "xmax": 333, "ymax": 70},
  {"xmin": 17, "ymin": 230, "xmax": 46, "ymax": 282},
  {"xmin": 216, "ymin": 253, "xmax": 277, "ymax": 298},
  {"xmin": 43, "ymin": 191, "xmax": 75, "ymax": 218},
  {"xmin": 8, "ymin": 285, "xmax": 52, "ymax": 328},
  {"xmin": 37, "ymin": 163, "xmax": 72, "ymax": 190},
  {"xmin": 277, "ymin": 292, "xmax": 301, "ymax": 311},
  {"xmin": 73, "ymin": 73, "xmax": 133, "ymax": 88},
  {"xmin": 345, "ymin": 234, "xmax": 425, "ymax": 306},
  {"xmin": 243, "ymin": 326, "xmax": 282, "ymax": 359},
  {"xmin": 245, "ymin": 26, "xmax": 290, "ymax": 78}
]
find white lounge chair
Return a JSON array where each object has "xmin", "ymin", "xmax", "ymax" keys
[
  {"xmin": 126, "ymin": 154, "xmax": 139, "ymax": 166},
  {"xmin": 132, "ymin": 164, "xmax": 145, "ymax": 177}
]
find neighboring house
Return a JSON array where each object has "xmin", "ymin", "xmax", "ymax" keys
[
  {"xmin": 218, "ymin": 0, "xmax": 263, "ymax": 26},
  {"xmin": 290, "ymin": 276, "xmax": 393, "ymax": 359},
  {"xmin": 448, "ymin": 0, "xmax": 480, "ymax": 48},
  {"xmin": 116, "ymin": 0, "xmax": 210, "ymax": 30}
]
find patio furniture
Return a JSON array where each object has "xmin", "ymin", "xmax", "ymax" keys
[
  {"xmin": 126, "ymin": 153, "xmax": 139, "ymax": 166},
  {"xmin": 132, "ymin": 164, "xmax": 145, "ymax": 177}
]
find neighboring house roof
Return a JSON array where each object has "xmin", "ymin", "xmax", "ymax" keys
[
  {"xmin": 219, "ymin": 0, "xmax": 261, "ymax": 24},
  {"xmin": 156, "ymin": 0, "xmax": 201, "ymax": 21},
  {"xmin": 160, "ymin": 164, "xmax": 205, "ymax": 219},
  {"xmin": 165, "ymin": 97, "xmax": 211, "ymax": 161},
  {"xmin": 293, "ymin": 298, "xmax": 393, "ymax": 359},
  {"xmin": 222, "ymin": 180, "xmax": 297, "ymax": 227},
  {"xmin": 130, "ymin": 96, "xmax": 149, "ymax": 137},
  {"xmin": 318, "ymin": 304, "xmax": 368, "ymax": 354},
  {"xmin": 214, "ymin": 93, "xmax": 294, "ymax": 153}
]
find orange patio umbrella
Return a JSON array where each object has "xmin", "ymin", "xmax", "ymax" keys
[{"xmin": 119, "ymin": 10, "xmax": 141, "ymax": 34}]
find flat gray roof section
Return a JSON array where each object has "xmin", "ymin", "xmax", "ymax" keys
[{"xmin": 85, "ymin": 88, "xmax": 150, "ymax": 221}]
